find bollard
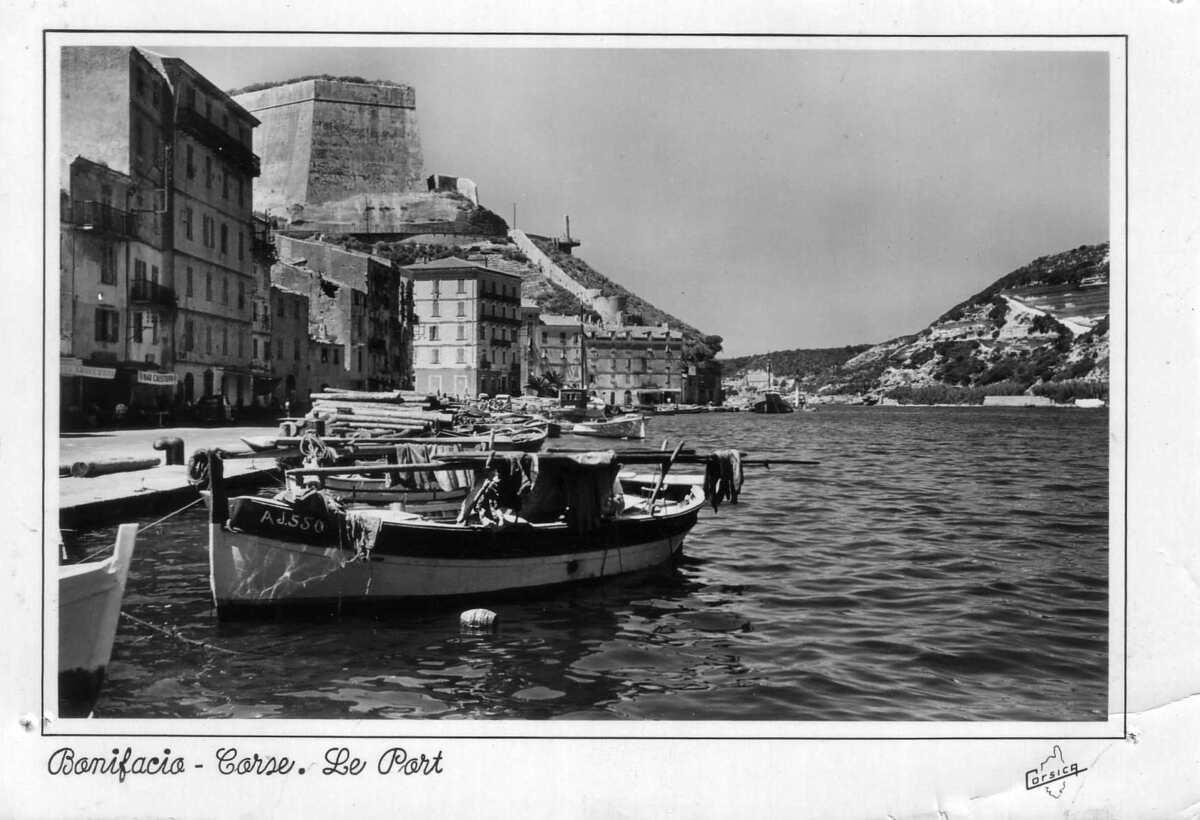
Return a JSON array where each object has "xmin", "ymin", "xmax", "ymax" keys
[{"xmin": 153, "ymin": 437, "xmax": 185, "ymax": 466}]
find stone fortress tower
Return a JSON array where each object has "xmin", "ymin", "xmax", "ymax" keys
[{"xmin": 236, "ymin": 78, "xmax": 440, "ymax": 234}]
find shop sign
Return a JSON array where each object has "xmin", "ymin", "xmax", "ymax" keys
[
  {"xmin": 61, "ymin": 359, "xmax": 116, "ymax": 380},
  {"xmin": 137, "ymin": 370, "xmax": 178, "ymax": 386}
]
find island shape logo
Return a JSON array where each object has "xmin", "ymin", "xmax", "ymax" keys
[{"xmin": 1025, "ymin": 745, "xmax": 1087, "ymax": 798}]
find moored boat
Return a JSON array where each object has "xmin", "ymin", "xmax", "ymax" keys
[
  {"xmin": 571, "ymin": 414, "xmax": 646, "ymax": 439},
  {"xmin": 59, "ymin": 524, "xmax": 138, "ymax": 716},
  {"xmin": 199, "ymin": 448, "xmax": 710, "ymax": 615},
  {"xmin": 750, "ymin": 391, "xmax": 795, "ymax": 414}
]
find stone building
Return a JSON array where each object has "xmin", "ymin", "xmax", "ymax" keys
[
  {"xmin": 159, "ymin": 55, "xmax": 261, "ymax": 406},
  {"xmin": 517, "ymin": 299, "xmax": 542, "ymax": 393},
  {"xmin": 535, "ymin": 314, "xmax": 587, "ymax": 388},
  {"xmin": 59, "ymin": 46, "xmax": 262, "ymax": 414},
  {"xmin": 273, "ymin": 235, "xmax": 413, "ymax": 391},
  {"xmin": 234, "ymin": 79, "xmax": 425, "ymax": 232},
  {"xmin": 584, "ymin": 324, "xmax": 686, "ymax": 407},
  {"xmin": 59, "ymin": 157, "xmax": 172, "ymax": 421},
  {"xmin": 405, "ymin": 257, "xmax": 523, "ymax": 398}
]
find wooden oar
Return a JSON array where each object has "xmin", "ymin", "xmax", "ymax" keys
[{"xmin": 645, "ymin": 440, "xmax": 686, "ymax": 513}]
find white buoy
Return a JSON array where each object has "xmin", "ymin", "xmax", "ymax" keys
[{"xmin": 460, "ymin": 608, "xmax": 498, "ymax": 631}]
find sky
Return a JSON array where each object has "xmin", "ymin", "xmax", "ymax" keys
[{"xmin": 155, "ymin": 44, "xmax": 1110, "ymax": 358}]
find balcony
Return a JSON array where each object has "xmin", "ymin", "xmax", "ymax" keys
[
  {"xmin": 64, "ymin": 200, "xmax": 134, "ymax": 238},
  {"xmin": 130, "ymin": 280, "xmax": 177, "ymax": 311},
  {"xmin": 176, "ymin": 107, "xmax": 261, "ymax": 178}
]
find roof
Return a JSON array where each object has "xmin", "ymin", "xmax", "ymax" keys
[{"xmin": 403, "ymin": 256, "xmax": 520, "ymax": 280}]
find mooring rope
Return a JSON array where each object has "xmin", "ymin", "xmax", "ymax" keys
[
  {"xmin": 121, "ymin": 611, "xmax": 250, "ymax": 656},
  {"xmin": 68, "ymin": 496, "xmax": 205, "ymax": 565}
]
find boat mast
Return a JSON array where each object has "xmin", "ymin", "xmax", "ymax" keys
[{"xmin": 578, "ymin": 303, "xmax": 587, "ymax": 390}]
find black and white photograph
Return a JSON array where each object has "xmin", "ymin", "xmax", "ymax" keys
[
  {"xmin": 51, "ymin": 38, "xmax": 1119, "ymax": 725},
  {"xmin": 2, "ymin": 3, "xmax": 1198, "ymax": 817}
]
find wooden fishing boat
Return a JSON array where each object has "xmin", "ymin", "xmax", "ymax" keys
[
  {"xmin": 197, "ymin": 445, "xmax": 714, "ymax": 616},
  {"xmin": 571, "ymin": 414, "xmax": 646, "ymax": 439},
  {"xmin": 59, "ymin": 524, "xmax": 138, "ymax": 716}
]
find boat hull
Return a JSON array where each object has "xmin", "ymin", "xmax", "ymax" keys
[
  {"xmin": 58, "ymin": 524, "xmax": 138, "ymax": 716},
  {"xmin": 210, "ymin": 493, "xmax": 702, "ymax": 614},
  {"xmin": 570, "ymin": 415, "xmax": 646, "ymax": 439}
]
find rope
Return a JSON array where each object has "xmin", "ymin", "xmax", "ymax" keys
[
  {"xmin": 68, "ymin": 496, "xmax": 205, "ymax": 565},
  {"xmin": 121, "ymin": 611, "xmax": 250, "ymax": 656}
]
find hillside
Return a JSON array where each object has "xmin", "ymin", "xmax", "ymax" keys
[
  {"xmin": 830, "ymin": 243, "xmax": 1110, "ymax": 402},
  {"xmin": 526, "ymin": 235, "xmax": 705, "ymax": 339},
  {"xmin": 720, "ymin": 346, "xmax": 871, "ymax": 387}
]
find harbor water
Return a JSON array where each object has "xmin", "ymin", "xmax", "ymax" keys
[{"xmin": 66, "ymin": 406, "xmax": 1109, "ymax": 721}]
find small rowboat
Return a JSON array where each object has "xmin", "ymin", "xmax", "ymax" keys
[
  {"xmin": 571, "ymin": 414, "xmax": 646, "ymax": 440},
  {"xmin": 59, "ymin": 524, "xmax": 138, "ymax": 716}
]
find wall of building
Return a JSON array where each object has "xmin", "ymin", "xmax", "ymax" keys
[{"xmin": 235, "ymin": 80, "xmax": 424, "ymax": 220}]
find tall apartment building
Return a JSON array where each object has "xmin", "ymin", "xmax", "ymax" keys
[
  {"xmin": 406, "ymin": 257, "xmax": 523, "ymax": 397},
  {"xmin": 59, "ymin": 46, "xmax": 261, "ymax": 413},
  {"xmin": 59, "ymin": 48, "xmax": 173, "ymax": 420},
  {"xmin": 159, "ymin": 56, "xmax": 260, "ymax": 405}
]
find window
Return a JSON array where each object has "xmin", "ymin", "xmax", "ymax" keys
[
  {"xmin": 134, "ymin": 120, "xmax": 144, "ymax": 156},
  {"xmin": 357, "ymin": 349, "xmax": 362, "ymax": 372},
  {"xmin": 184, "ymin": 319, "xmax": 194, "ymax": 351},
  {"xmin": 277, "ymin": 300, "xmax": 284, "ymax": 317},
  {"xmin": 132, "ymin": 311, "xmax": 144, "ymax": 343},
  {"xmin": 429, "ymin": 326, "xmax": 439, "ymax": 341},
  {"xmin": 205, "ymin": 325, "xmax": 212, "ymax": 354},
  {"xmin": 134, "ymin": 259, "xmax": 147, "ymax": 282},
  {"xmin": 456, "ymin": 348, "xmax": 465, "ymax": 364},
  {"xmin": 151, "ymin": 265, "xmax": 159, "ymax": 284},
  {"xmin": 151, "ymin": 315, "xmax": 159, "ymax": 345},
  {"xmin": 456, "ymin": 301, "xmax": 465, "ymax": 317},
  {"xmin": 431, "ymin": 300, "xmax": 439, "ymax": 317},
  {"xmin": 186, "ymin": 145, "xmax": 195, "ymax": 179},
  {"xmin": 457, "ymin": 324, "xmax": 465, "ymax": 340},
  {"xmin": 264, "ymin": 340, "xmax": 271, "ymax": 360},
  {"xmin": 333, "ymin": 348, "xmax": 340, "ymax": 365},
  {"xmin": 205, "ymin": 272, "xmax": 213, "ymax": 301},
  {"xmin": 222, "ymin": 170, "xmax": 229, "ymax": 200},
  {"xmin": 432, "ymin": 280, "xmax": 440, "ymax": 297},
  {"xmin": 222, "ymin": 276, "xmax": 229, "ymax": 305},
  {"xmin": 182, "ymin": 208, "xmax": 192, "ymax": 240},
  {"xmin": 320, "ymin": 347, "xmax": 328, "ymax": 363},
  {"xmin": 136, "ymin": 69, "xmax": 145, "ymax": 97},
  {"xmin": 294, "ymin": 339, "xmax": 300, "ymax": 361},
  {"xmin": 253, "ymin": 338, "xmax": 259, "ymax": 359},
  {"xmin": 237, "ymin": 179, "xmax": 244, "ymax": 207},
  {"xmin": 238, "ymin": 331, "xmax": 244, "ymax": 358},
  {"xmin": 456, "ymin": 278, "xmax": 465, "ymax": 294},
  {"xmin": 220, "ymin": 224, "xmax": 228, "ymax": 254},
  {"xmin": 238, "ymin": 280, "xmax": 245, "ymax": 309},
  {"xmin": 430, "ymin": 349, "xmax": 439, "ymax": 364},
  {"xmin": 541, "ymin": 332, "xmax": 548, "ymax": 344},
  {"xmin": 222, "ymin": 326, "xmax": 228, "ymax": 355},
  {"xmin": 293, "ymin": 301, "xmax": 300, "ymax": 319},
  {"xmin": 205, "ymin": 156, "xmax": 213, "ymax": 188},
  {"xmin": 188, "ymin": 87, "xmax": 197, "ymax": 110},
  {"xmin": 238, "ymin": 231, "xmax": 244, "ymax": 261}
]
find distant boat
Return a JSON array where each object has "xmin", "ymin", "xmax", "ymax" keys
[
  {"xmin": 59, "ymin": 524, "xmax": 138, "ymax": 717},
  {"xmin": 572, "ymin": 414, "xmax": 646, "ymax": 439},
  {"xmin": 750, "ymin": 391, "xmax": 795, "ymax": 414}
]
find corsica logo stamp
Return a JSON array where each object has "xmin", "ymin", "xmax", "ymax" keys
[{"xmin": 1025, "ymin": 745, "xmax": 1088, "ymax": 798}]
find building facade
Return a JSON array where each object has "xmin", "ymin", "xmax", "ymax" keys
[
  {"xmin": 584, "ymin": 324, "xmax": 685, "ymax": 406},
  {"xmin": 160, "ymin": 56, "xmax": 261, "ymax": 407},
  {"xmin": 406, "ymin": 257, "xmax": 523, "ymax": 397},
  {"xmin": 59, "ymin": 46, "xmax": 262, "ymax": 415}
]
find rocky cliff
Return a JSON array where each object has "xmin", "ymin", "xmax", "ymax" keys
[{"xmin": 828, "ymin": 243, "xmax": 1110, "ymax": 401}]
